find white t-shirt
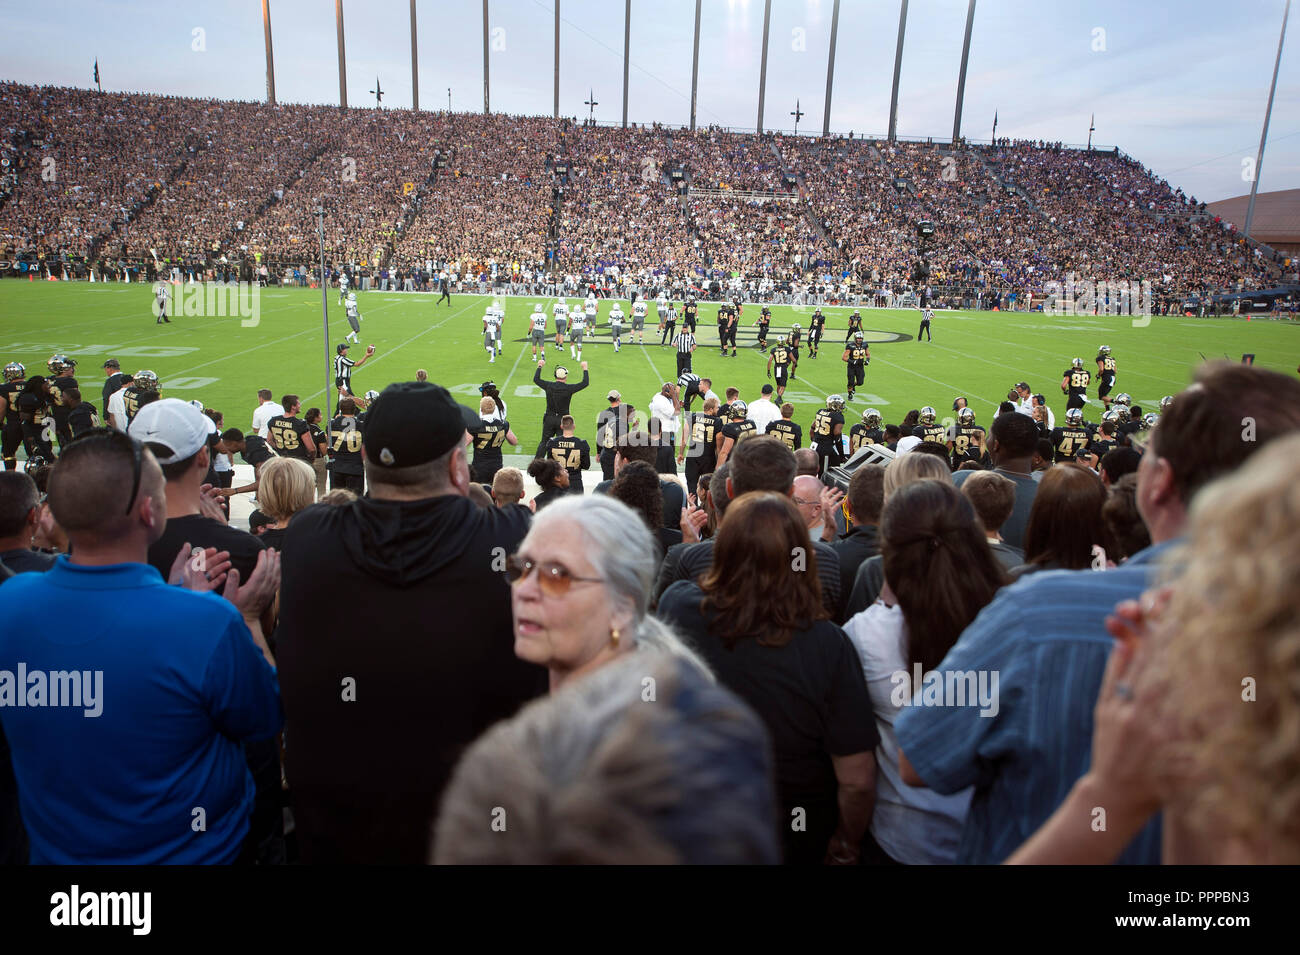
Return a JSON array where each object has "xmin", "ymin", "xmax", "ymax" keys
[
  {"xmin": 251, "ymin": 401, "xmax": 285, "ymax": 439},
  {"xmin": 896, "ymin": 435, "xmax": 922, "ymax": 454},
  {"xmin": 746, "ymin": 397, "xmax": 782, "ymax": 435},
  {"xmin": 107, "ymin": 386, "xmax": 130, "ymax": 432},
  {"xmin": 842, "ymin": 602, "xmax": 973, "ymax": 864},
  {"xmin": 649, "ymin": 393, "xmax": 679, "ymax": 437}
]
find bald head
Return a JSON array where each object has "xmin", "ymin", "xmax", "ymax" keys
[
  {"xmin": 792, "ymin": 475, "xmax": 825, "ymax": 530},
  {"xmin": 793, "ymin": 448, "xmax": 820, "ymax": 477}
]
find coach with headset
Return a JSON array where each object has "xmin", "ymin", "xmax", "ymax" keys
[{"xmin": 533, "ymin": 358, "xmax": 589, "ymax": 458}]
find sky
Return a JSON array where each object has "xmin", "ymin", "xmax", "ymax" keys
[{"xmin": 0, "ymin": 0, "xmax": 1296, "ymax": 204}]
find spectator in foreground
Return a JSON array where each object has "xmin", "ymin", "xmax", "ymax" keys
[
  {"xmin": 842, "ymin": 480, "xmax": 1006, "ymax": 864},
  {"xmin": 1102, "ymin": 473, "xmax": 1150, "ymax": 562},
  {"xmin": 1009, "ymin": 463, "xmax": 1115, "ymax": 579},
  {"xmin": 275, "ymin": 381, "xmax": 545, "ymax": 864},
  {"xmin": 950, "ymin": 410, "xmax": 1039, "ymax": 550},
  {"xmin": 827, "ymin": 463, "xmax": 885, "ymax": 597},
  {"xmin": 959, "ymin": 470, "xmax": 1024, "ymax": 571},
  {"xmin": 896, "ymin": 362, "xmax": 1300, "ymax": 865},
  {"xmin": 434, "ymin": 652, "xmax": 778, "ymax": 864},
  {"xmin": 491, "ymin": 467, "xmax": 525, "ymax": 507},
  {"xmin": 255, "ymin": 457, "xmax": 317, "ymax": 552},
  {"xmin": 527, "ymin": 457, "xmax": 569, "ymax": 512},
  {"xmin": 657, "ymin": 491, "xmax": 878, "ymax": 865},
  {"xmin": 0, "ymin": 429, "xmax": 281, "ymax": 863},
  {"xmin": 0, "ymin": 472, "xmax": 55, "ymax": 574},
  {"xmin": 1009, "ymin": 433, "xmax": 1300, "ymax": 863},
  {"xmin": 609, "ymin": 460, "xmax": 681, "ymax": 561}
]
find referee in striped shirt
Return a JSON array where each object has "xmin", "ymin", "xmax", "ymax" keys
[
  {"xmin": 334, "ymin": 342, "xmax": 376, "ymax": 396},
  {"xmin": 672, "ymin": 328, "xmax": 697, "ymax": 377}
]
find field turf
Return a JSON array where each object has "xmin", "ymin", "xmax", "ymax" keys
[{"xmin": 3, "ymin": 282, "xmax": 1298, "ymax": 458}]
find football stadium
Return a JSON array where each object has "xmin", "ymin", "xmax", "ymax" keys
[{"xmin": 1, "ymin": 0, "xmax": 1299, "ymax": 900}]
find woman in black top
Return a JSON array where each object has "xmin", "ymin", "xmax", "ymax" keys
[
  {"xmin": 608, "ymin": 460, "xmax": 682, "ymax": 562},
  {"xmin": 256, "ymin": 457, "xmax": 317, "ymax": 553},
  {"xmin": 527, "ymin": 457, "xmax": 569, "ymax": 512},
  {"xmin": 657, "ymin": 491, "xmax": 879, "ymax": 865}
]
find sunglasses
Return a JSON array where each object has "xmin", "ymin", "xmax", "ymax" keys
[{"xmin": 504, "ymin": 554, "xmax": 603, "ymax": 597}]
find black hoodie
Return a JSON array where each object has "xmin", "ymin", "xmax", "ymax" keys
[{"xmin": 276, "ymin": 493, "xmax": 544, "ymax": 863}]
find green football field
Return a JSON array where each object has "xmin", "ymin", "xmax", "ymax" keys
[{"xmin": 3, "ymin": 282, "xmax": 1298, "ymax": 457}]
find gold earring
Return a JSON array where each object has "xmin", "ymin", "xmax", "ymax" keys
[{"xmin": 610, "ymin": 627, "xmax": 621, "ymax": 647}]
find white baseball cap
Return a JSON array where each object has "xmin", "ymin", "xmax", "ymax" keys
[{"xmin": 128, "ymin": 398, "xmax": 213, "ymax": 464}]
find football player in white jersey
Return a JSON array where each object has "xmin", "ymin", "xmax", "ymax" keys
[
  {"xmin": 338, "ymin": 270, "xmax": 350, "ymax": 305},
  {"xmin": 552, "ymin": 297, "xmax": 569, "ymax": 351},
  {"xmin": 608, "ymin": 302, "xmax": 625, "ymax": 352},
  {"xmin": 483, "ymin": 307, "xmax": 503, "ymax": 362},
  {"xmin": 632, "ymin": 298, "xmax": 648, "ymax": 344},
  {"xmin": 584, "ymin": 292, "xmax": 598, "ymax": 323},
  {"xmin": 344, "ymin": 292, "xmax": 361, "ymax": 343},
  {"xmin": 656, "ymin": 292, "xmax": 669, "ymax": 336},
  {"xmin": 529, "ymin": 304, "xmax": 548, "ymax": 360},
  {"xmin": 568, "ymin": 307, "xmax": 587, "ymax": 361}
]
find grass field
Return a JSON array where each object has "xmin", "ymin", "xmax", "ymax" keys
[{"xmin": 3, "ymin": 281, "xmax": 1298, "ymax": 459}]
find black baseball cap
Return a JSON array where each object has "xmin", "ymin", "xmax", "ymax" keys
[
  {"xmin": 363, "ymin": 381, "xmax": 480, "ymax": 469},
  {"xmin": 337, "ymin": 343, "xmax": 350, "ymax": 353},
  {"xmin": 103, "ymin": 359, "xmax": 120, "ymax": 369}
]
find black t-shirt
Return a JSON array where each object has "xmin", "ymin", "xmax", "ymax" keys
[
  {"xmin": 275, "ymin": 495, "xmax": 545, "ymax": 863},
  {"xmin": 147, "ymin": 513, "xmax": 267, "ymax": 585},
  {"xmin": 656, "ymin": 580, "xmax": 879, "ymax": 861},
  {"xmin": 307, "ymin": 424, "xmax": 327, "ymax": 461},
  {"xmin": 268, "ymin": 415, "xmax": 312, "ymax": 461},
  {"xmin": 469, "ymin": 419, "xmax": 511, "ymax": 470},
  {"xmin": 766, "ymin": 419, "xmax": 802, "ymax": 450},
  {"xmin": 327, "ymin": 415, "xmax": 363, "ymax": 474},
  {"xmin": 545, "ymin": 435, "xmax": 590, "ymax": 486},
  {"xmin": 593, "ymin": 476, "xmax": 685, "ymax": 529},
  {"xmin": 242, "ymin": 434, "xmax": 277, "ymax": 468},
  {"xmin": 101, "ymin": 373, "xmax": 128, "ymax": 416}
]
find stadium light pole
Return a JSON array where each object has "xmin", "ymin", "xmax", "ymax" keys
[
  {"xmin": 689, "ymin": 0, "xmax": 701, "ymax": 131},
  {"xmin": 888, "ymin": 0, "xmax": 908, "ymax": 141},
  {"xmin": 554, "ymin": 0, "xmax": 560, "ymax": 120},
  {"xmin": 410, "ymin": 0, "xmax": 418, "ymax": 111},
  {"xmin": 262, "ymin": 0, "xmax": 276, "ymax": 105},
  {"xmin": 622, "ymin": 0, "xmax": 631, "ymax": 129},
  {"xmin": 822, "ymin": 0, "xmax": 840, "ymax": 138},
  {"xmin": 336, "ymin": 0, "xmax": 347, "ymax": 109},
  {"xmin": 952, "ymin": 0, "xmax": 977, "ymax": 145},
  {"xmin": 1245, "ymin": 0, "xmax": 1290, "ymax": 240},
  {"xmin": 315, "ymin": 207, "xmax": 333, "ymax": 428},
  {"xmin": 483, "ymin": 0, "xmax": 491, "ymax": 114},
  {"xmin": 756, "ymin": 0, "xmax": 772, "ymax": 134}
]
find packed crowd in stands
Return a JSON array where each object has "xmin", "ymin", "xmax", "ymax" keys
[
  {"xmin": 3, "ymin": 82, "xmax": 1288, "ymax": 304},
  {"xmin": 3, "ymin": 348, "xmax": 1299, "ymax": 865}
]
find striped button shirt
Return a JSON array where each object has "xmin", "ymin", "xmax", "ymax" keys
[
  {"xmin": 334, "ymin": 354, "xmax": 355, "ymax": 384},
  {"xmin": 673, "ymin": 332, "xmax": 696, "ymax": 354},
  {"xmin": 893, "ymin": 541, "xmax": 1176, "ymax": 865}
]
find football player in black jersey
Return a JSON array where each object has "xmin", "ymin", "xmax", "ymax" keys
[
  {"xmin": 62, "ymin": 387, "xmax": 100, "ymax": 439},
  {"xmin": 788, "ymin": 323, "xmax": 802, "ymax": 378},
  {"xmin": 16, "ymin": 377, "xmax": 55, "ymax": 461},
  {"xmin": 469, "ymin": 396, "xmax": 518, "ymax": 485},
  {"xmin": 327, "ymin": 397, "xmax": 366, "ymax": 493},
  {"xmin": 46, "ymin": 355, "xmax": 79, "ymax": 450},
  {"xmin": 122, "ymin": 370, "xmax": 161, "ymax": 426},
  {"xmin": 0, "ymin": 362, "xmax": 26, "ymax": 470},
  {"xmin": 950, "ymin": 407, "xmax": 986, "ymax": 469},
  {"xmin": 1061, "ymin": 357, "xmax": 1091, "ymax": 411},
  {"xmin": 545, "ymin": 415, "xmax": 590, "ymax": 494},
  {"xmin": 842, "ymin": 332, "xmax": 870, "ymax": 400},
  {"xmin": 683, "ymin": 295, "xmax": 699, "ymax": 334},
  {"xmin": 681, "ymin": 397, "xmax": 723, "ymax": 498},
  {"xmin": 716, "ymin": 400, "xmax": 756, "ymax": 468},
  {"xmin": 848, "ymin": 408, "xmax": 884, "ymax": 454},
  {"xmin": 716, "ymin": 303, "xmax": 730, "ymax": 356},
  {"xmin": 755, "ymin": 305, "xmax": 772, "ymax": 351},
  {"xmin": 1051, "ymin": 408, "xmax": 1091, "ymax": 463},
  {"xmin": 845, "ymin": 309, "xmax": 864, "ymax": 343},
  {"xmin": 1095, "ymin": 345, "xmax": 1118, "ymax": 409},
  {"xmin": 765, "ymin": 402, "xmax": 803, "ymax": 451},
  {"xmin": 915, "ymin": 406, "xmax": 946, "ymax": 444},
  {"xmin": 811, "ymin": 395, "xmax": 847, "ymax": 475},
  {"xmin": 766, "ymin": 337, "xmax": 795, "ymax": 401},
  {"xmin": 808, "ymin": 309, "xmax": 827, "ymax": 357},
  {"xmin": 1089, "ymin": 414, "xmax": 1120, "ymax": 463},
  {"xmin": 723, "ymin": 301, "xmax": 739, "ymax": 356}
]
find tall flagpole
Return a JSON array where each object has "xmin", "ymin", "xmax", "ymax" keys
[
  {"xmin": 1245, "ymin": 0, "xmax": 1290, "ymax": 240},
  {"xmin": 262, "ymin": 1, "xmax": 276, "ymax": 105}
]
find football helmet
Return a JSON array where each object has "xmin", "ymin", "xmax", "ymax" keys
[
  {"xmin": 958, "ymin": 407, "xmax": 976, "ymax": 426},
  {"xmin": 827, "ymin": 395, "xmax": 846, "ymax": 412},
  {"xmin": 854, "ymin": 332, "xmax": 865, "ymax": 343},
  {"xmin": 1065, "ymin": 408, "xmax": 1083, "ymax": 426},
  {"xmin": 729, "ymin": 400, "xmax": 748, "ymax": 420},
  {"xmin": 1098, "ymin": 345, "xmax": 1111, "ymax": 357},
  {"xmin": 1071, "ymin": 357, "xmax": 1084, "ymax": 370},
  {"xmin": 919, "ymin": 406, "xmax": 936, "ymax": 426},
  {"xmin": 47, "ymin": 354, "xmax": 69, "ymax": 373},
  {"xmin": 3, "ymin": 362, "xmax": 24, "ymax": 382},
  {"xmin": 1142, "ymin": 412, "xmax": 1159, "ymax": 430},
  {"xmin": 24, "ymin": 454, "xmax": 50, "ymax": 471},
  {"xmin": 1114, "ymin": 405, "xmax": 1132, "ymax": 424},
  {"xmin": 1102, "ymin": 409, "xmax": 1120, "ymax": 425},
  {"xmin": 364, "ymin": 390, "xmax": 380, "ymax": 402},
  {"xmin": 1159, "ymin": 395, "xmax": 1174, "ymax": 413},
  {"xmin": 534, "ymin": 303, "xmax": 543, "ymax": 312},
  {"xmin": 347, "ymin": 291, "xmax": 357, "ymax": 301},
  {"xmin": 133, "ymin": 370, "xmax": 160, "ymax": 392},
  {"xmin": 862, "ymin": 409, "xmax": 882, "ymax": 429},
  {"xmin": 791, "ymin": 322, "xmax": 801, "ymax": 330},
  {"xmin": 852, "ymin": 310, "xmax": 862, "ymax": 318}
]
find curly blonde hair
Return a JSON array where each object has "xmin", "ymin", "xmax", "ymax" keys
[{"xmin": 1157, "ymin": 433, "xmax": 1300, "ymax": 861}]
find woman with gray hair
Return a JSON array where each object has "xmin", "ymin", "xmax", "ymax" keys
[{"xmin": 508, "ymin": 494, "xmax": 710, "ymax": 691}]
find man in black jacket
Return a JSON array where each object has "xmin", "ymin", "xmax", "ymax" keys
[
  {"xmin": 826, "ymin": 463, "xmax": 884, "ymax": 601},
  {"xmin": 533, "ymin": 359, "xmax": 589, "ymax": 458},
  {"xmin": 276, "ymin": 381, "xmax": 544, "ymax": 864}
]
